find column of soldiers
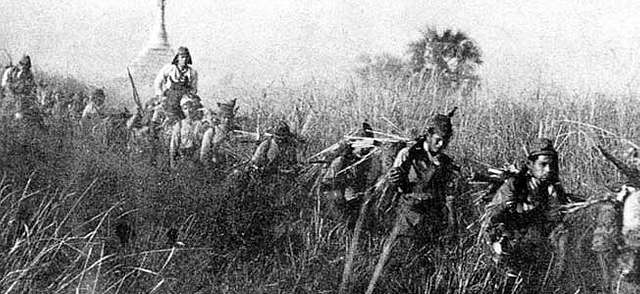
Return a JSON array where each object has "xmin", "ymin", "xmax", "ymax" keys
[{"xmin": 3, "ymin": 49, "xmax": 638, "ymax": 293}]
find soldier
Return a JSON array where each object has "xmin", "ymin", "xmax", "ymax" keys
[
  {"xmin": 592, "ymin": 146, "xmax": 640, "ymax": 293},
  {"xmin": 249, "ymin": 120, "xmax": 299, "ymax": 174},
  {"xmin": 482, "ymin": 138, "xmax": 568, "ymax": 292},
  {"xmin": 81, "ymin": 89, "xmax": 105, "ymax": 121},
  {"xmin": 169, "ymin": 93, "xmax": 210, "ymax": 169},
  {"xmin": 200, "ymin": 99, "xmax": 237, "ymax": 167},
  {"xmin": 126, "ymin": 96, "xmax": 165, "ymax": 165},
  {"xmin": 153, "ymin": 46, "xmax": 198, "ymax": 121},
  {"xmin": 67, "ymin": 92, "xmax": 85, "ymax": 121},
  {"xmin": 363, "ymin": 110, "xmax": 460, "ymax": 294},
  {"xmin": 321, "ymin": 122, "xmax": 378, "ymax": 223},
  {"xmin": 1, "ymin": 55, "xmax": 38, "ymax": 121}
]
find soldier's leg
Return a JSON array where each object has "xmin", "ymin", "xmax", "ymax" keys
[
  {"xmin": 613, "ymin": 248, "xmax": 640, "ymax": 294},
  {"xmin": 548, "ymin": 225, "xmax": 568, "ymax": 287},
  {"xmin": 365, "ymin": 199, "xmax": 415, "ymax": 294}
]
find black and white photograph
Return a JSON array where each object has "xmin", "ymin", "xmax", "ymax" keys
[{"xmin": 1, "ymin": 1, "xmax": 639, "ymax": 293}]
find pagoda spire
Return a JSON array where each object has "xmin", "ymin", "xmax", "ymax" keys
[
  {"xmin": 148, "ymin": 0, "xmax": 170, "ymax": 49},
  {"xmin": 127, "ymin": 0, "xmax": 175, "ymax": 106}
]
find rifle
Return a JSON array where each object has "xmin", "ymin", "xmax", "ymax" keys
[
  {"xmin": 596, "ymin": 145, "xmax": 640, "ymax": 187},
  {"xmin": 126, "ymin": 67, "xmax": 143, "ymax": 111}
]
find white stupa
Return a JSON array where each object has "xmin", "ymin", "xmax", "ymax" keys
[{"xmin": 128, "ymin": 0, "xmax": 174, "ymax": 99}]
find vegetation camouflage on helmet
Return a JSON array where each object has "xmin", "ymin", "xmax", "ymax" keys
[
  {"xmin": 216, "ymin": 98, "xmax": 237, "ymax": 118},
  {"xmin": 425, "ymin": 107, "xmax": 457, "ymax": 137},
  {"xmin": 355, "ymin": 121, "xmax": 373, "ymax": 138},
  {"xmin": 273, "ymin": 120, "xmax": 292, "ymax": 138},
  {"xmin": 18, "ymin": 55, "xmax": 31, "ymax": 68}
]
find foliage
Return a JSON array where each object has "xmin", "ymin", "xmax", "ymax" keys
[{"xmin": 0, "ymin": 61, "xmax": 636, "ymax": 294}]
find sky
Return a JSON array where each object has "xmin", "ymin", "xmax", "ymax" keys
[{"xmin": 2, "ymin": 0, "xmax": 640, "ymax": 94}]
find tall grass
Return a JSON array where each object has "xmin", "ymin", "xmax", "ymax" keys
[{"xmin": 0, "ymin": 71, "xmax": 636, "ymax": 293}]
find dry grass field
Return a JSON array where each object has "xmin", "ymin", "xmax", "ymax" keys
[{"xmin": 0, "ymin": 68, "xmax": 637, "ymax": 293}]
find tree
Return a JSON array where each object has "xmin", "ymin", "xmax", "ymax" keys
[{"xmin": 407, "ymin": 27, "xmax": 482, "ymax": 91}]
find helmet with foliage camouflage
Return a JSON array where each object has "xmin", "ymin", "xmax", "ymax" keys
[
  {"xmin": 273, "ymin": 120, "xmax": 292, "ymax": 138},
  {"xmin": 423, "ymin": 107, "xmax": 457, "ymax": 138},
  {"xmin": 216, "ymin": 98, "xmax": 237, "ymax": 118}
]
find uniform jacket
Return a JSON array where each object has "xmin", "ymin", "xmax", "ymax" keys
[
  {"xmin": 485, "ymin": 173, "xmax": 567, "ymax": 238},
  {"xmin": 153, "ymin": 64, "xmax": 198, "ymax": 97}
]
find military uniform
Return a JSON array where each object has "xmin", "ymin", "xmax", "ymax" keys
[
  {"xmin": 388, "ymin": 144, "xmax": 459, "ymax": 238},
  {"xmin": 592, "ymin": 181, "xmax": 640, "ymax": 293},
  {"xmin": 1, "ymin": 56, "xmax": 38, "ymax": 121},
  {"xmin": 484, "ymin": 173, "xmax": 567, "ymax": 272},
  {"xmin": 321, "ymin": 123, "xmax": 379, "ymax": 221},
  {"xmin": 482, "ymin": 138, "xmax": 568, "ymax": 292},
  {"xmin": 200, "ymin": 99, "xmax": 237, "ymax": 166},
  {"xmin": 126, "ymin": 99, "xmax": 165, "ymax": 165},
  {"xmin": 153, "ymin": 47, "xmax": 198, "ymax": 120},
  {"xmin": 250, "ymin": 121, "xmax": 298, "ymax": 174},
  {"xmin": 361, "ymin": 110, "xmax": 459, "ymax": 294},
  {"xmin": 169, "ymin": 95, "xmax": 210, "ymax": 168}
]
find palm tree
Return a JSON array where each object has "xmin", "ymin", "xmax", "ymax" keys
[{"xmin": 407, "ymin": 27, "xmax": 482, "ymax": 90}]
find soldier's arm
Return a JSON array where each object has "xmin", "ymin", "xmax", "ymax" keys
[
  {"xmin": 190, "ymin": 68, "xmax": 198, "ymax": 94},
  {"xmin": 321, "ymin": 156, "xmax": 345, "ymax": 188},
  {"xmin": 485, "ymin": 178, "xmax": 518, "ymax": 225},
  {"xmin": 445, "ymin": 171, "xmax": 459, "ymax": 229},
  {"xmin": 389, "ymin": 147, "xmax": 412, "ymax": 192},
  {"xmin": 1, "ymin": 68, "xmax": 11, "ymax": 89},
  {"xmin": 126, "ymin": 110, "xmax": 143, "ymax": 130},
  {"xmin": 250, "ymin": 139, "xmax": 271, "ymax": 168},
  {"xmin": 153, "ymin": 65, "xmax": 170, "ymax": 97}
]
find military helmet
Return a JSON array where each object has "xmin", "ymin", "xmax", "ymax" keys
[
  {"xmin": 216, "ymin": 98, "xmax": 237, "ymax": 118},
  {"xmin": 91, "ymin": 88, "xmax": 105, "ymax": 103},
  {"xmin": 18, "ymin": 55, "xmax": 31, "ymax": 68},
  {"xmin": 355, "ymin": 121, "xmax": 374, "ymax": 138},
  {"xmin": 424, "ymin": 107, "xmax": 457, "ymax": 138},
  {"xmin": 172, "ymin": 46, "xmax": 192, "ymax": 65},
  {"xmin": 273, "ymin": 120, "xmax": 292, "ymax": 138},
  {"xmin": 527, "ymin": 138, "xmax": 558, "ymax": 160}
]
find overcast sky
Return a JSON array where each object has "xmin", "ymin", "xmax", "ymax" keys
[{"xmin": 2, "ymin": 0, "xmax": 640, "ymax": 94}]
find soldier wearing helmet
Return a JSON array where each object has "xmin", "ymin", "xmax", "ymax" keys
[
  {"xmin": 153, "ymin": 46, "xmax": 198, "ymax": 121},
  {"xmin": 321, "ymin": 122, "xmax": 379, "ymax": 223},
  {"xmin": 482, "ymin": 138, "xmax": 569, "ymax": 291},
  {"xmin": 81, "ymin": 89, "xmax": 106, "ymax": 121},
  {"xmin": 364, "ymin": 109, "xmax": 460, "ymax": 294},
  {"xmin": 250, "ymin": 120, "xmax": 299, "ymax": 173},
  {"xmin": 169, "ymin": 93, "xmax": 210, "ymax": 169},
  {"xmin": 592, "ymin": 146, "xmax": 640, "ymax": 293},
  {"xmin": 200, "ymin": 98, "xmax": 238, "ymax": 167},
  {"xmin": 1, "ymin": 55, "xmax": 38, "ymax": 121}
]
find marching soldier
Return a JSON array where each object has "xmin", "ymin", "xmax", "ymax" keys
[
  {"xmin": 482, "ymin": 138, "xmax": 569, "ymax": 292},
  {"xmin": 126, "ymin": 96, "xmax": 165, "ymax": 165},
  {"xmin": 250, "ymin": 120, "xmax": 299, "ymax": 174},
  {"xmin": 81, "ymin": 89, "xmax": 106, "ymax": 121},
  {"xmin": 1, "ymin": 55, "xmax": 39, "ymax": 122},
  {"xmin": 200, "ymin": 99, "xmax": 237, "ymax": 167},
  {"xmin": 153, "ymin": 46, "xmax": 198, "ymax": 121},
  {"xmin": 364, "ymin": 110, "xmax": 460, "ymax": 294},
  {"xmin": 592, "ymin": 146, "xmax": 640, "ymax": 293},
  {"xmin": 321, "ymin": 122, "xmax": 378, "ymax": 223},
  {"xmin": 169, "ymin": 94, "xmax": 209, "ymax": 169}
]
